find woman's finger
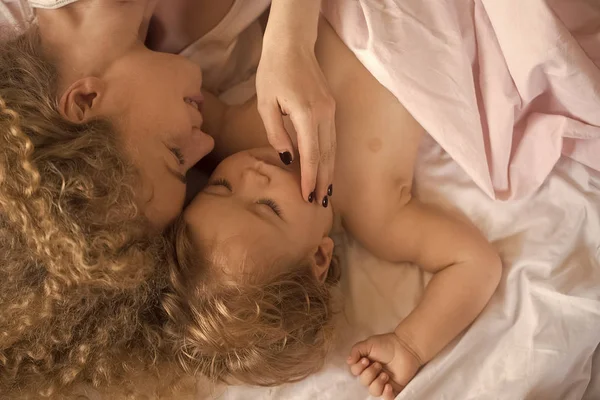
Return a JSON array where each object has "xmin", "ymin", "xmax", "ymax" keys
[
  {"xmin": 290, "ymin": 109, "xmax": 319, "ymax": 202},
  {"xmin": 328, "ymin": 114, "xmax": 336, "ymax": 194},
  {"xmin": 368, "ymin": 371, "xmax": 389, "ymax": 398},
  {"xmin": 257, "ymin": 100, "xmax": 295, "ymax": 165},
  {"xmin": 314, "ymin": 117, "xmax": 335, "ymax": 206}
]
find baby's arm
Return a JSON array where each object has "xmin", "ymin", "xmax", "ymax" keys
[
  {"xmin": 345, "ymin": 197, "xmax": 502, "ymax": 396},
  {"xmin": 200, "ymin": 92, "xmax": 267, "ymax": 158}
]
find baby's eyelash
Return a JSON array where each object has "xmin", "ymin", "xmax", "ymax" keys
[
  {"xmin": 257, "ymin": 198, "xmax": 283, "ymax": 218},
  {"xmin": 211, "ymin": 178, "xmax": 232, "ymax": 191}
]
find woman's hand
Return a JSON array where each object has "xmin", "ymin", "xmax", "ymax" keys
[
  {"xmin": 256, "ymin": 44, "xmax": 335, "ymax": 204},
  {"xmin": 256, "ymin": 0, "xmax": 336, "ymax": 204},
  {"xmin": 347, "ymin": 332, "xmax": 423, "ymax": 399}
]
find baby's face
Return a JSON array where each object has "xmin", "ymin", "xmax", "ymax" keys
[{"xmin": 183, "ymin": 148, "xmax": 334, "ymax": 275}]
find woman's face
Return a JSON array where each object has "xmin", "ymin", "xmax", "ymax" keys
[
  {"xmin": 92, "ymin": 47, "xmax": 214, "ymax": 228},
  {"xmin": 183, "ymin": 147, "xmax": 334, "ymax": 276}
]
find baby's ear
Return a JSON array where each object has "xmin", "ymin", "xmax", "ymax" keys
[
  {"xmin": 310, "ymin": 237, "xmax": 334, "ymax": 284},
  {"xmin": 59, "ymin": 77, "xmax": 105, "ymax": 123}
]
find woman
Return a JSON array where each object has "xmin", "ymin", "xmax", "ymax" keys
[
  {"xmin": 0, "ymin": 0, "xmax": 334, "ymax": 397},
  {"xmin": 146, "ymin": 0, "xmax": 336, "ymax": 203}
]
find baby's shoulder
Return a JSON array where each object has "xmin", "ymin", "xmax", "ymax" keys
[{"xmin": 337, "ymin": 175, "xmax": 412, "ymax": 237}]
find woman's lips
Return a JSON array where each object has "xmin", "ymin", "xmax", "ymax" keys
[{"xmin": 185, "ymin": 94, "xmax": 205, "ymax": 112}]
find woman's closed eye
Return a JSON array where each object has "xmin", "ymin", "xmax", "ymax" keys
[
  {"xmin": 170, "ymin": 147, "xmax": 185, "ymax": 165},
  {"xmin": 208, "ymin": 178, "xmax": 284, "ymax": 219},
  {"xmin": 162, "ymin": 145, "xmax": 187, "ymax": 183}
]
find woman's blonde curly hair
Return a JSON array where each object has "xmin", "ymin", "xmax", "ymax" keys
[
  {"xmin": 0, "ymin": 27, "xmax": 173, "ymax": 398},
  {"xmin": 162, "ymin": 217, "xmax": 341, "ymax": 387}
]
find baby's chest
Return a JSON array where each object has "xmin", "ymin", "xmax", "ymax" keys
[{"xmin": 332, "ymin": 90, "xmax": 423, "ymax": 215}]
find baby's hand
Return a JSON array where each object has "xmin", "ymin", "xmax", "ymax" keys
[{"xmin": 347, "ymin": 333, "xmax": 423, "ymax": 399}]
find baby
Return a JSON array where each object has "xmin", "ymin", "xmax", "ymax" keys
[{"xmin": 165, "ymin": 19, "xmax": 502, "ymax": 399}]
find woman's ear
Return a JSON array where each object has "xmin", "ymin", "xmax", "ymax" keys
[
  {"xmin": 59, "ymin": 77, "xmax": 105, "ymax": 123},
  {"xmin": 310, "ymin": 236, "xmax": 334, "ymax": 284}
]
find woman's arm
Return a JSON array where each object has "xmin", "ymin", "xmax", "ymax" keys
[
  {"xmin": 257, "ymin": 0, "xmax": 336, "ymax": 203},
  {"xmin": 265, "ymin": 0, "xmax": 321, "ymax": 48}
]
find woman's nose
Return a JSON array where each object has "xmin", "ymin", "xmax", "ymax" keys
[{"xmin": 187, "ymin": 131, "xmax": 215, "ymax": 167}]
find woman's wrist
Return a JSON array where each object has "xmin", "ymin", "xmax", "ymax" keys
[{"xmin": 264, "ymin": 0, "xmax": 322, "ymax": 49}]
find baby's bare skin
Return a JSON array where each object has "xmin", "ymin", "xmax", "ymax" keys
[{"xmin": 201, "ymin": 17, "xmax": 501, "ymax": 398}]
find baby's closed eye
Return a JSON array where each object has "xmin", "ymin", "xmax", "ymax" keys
[
  {"xmin": 205, "ymin": 178, "xmax": 284, "ymax": 219},
  {"xmin": 257, "ymin": 198, "xmax": 283, "ymax": 218},
  {"xmin": 209, "ymin": 178, "xmax": 233, "ymax": 191}
]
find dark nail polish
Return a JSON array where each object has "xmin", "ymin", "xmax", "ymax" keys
[
  {"xmin": 322, "ymin": 196, "xmax": 329, "ymax": 208},
  {"xmin": 327, "ymin": 184, "xmax": 333, "ymax": 196},
  {"xmin": 279, "ymin": 151, "xmax": 293, "ymax": 165},
  {"xmin": 308, "ymin": 191, "xmax": 315, "ymax": 203}
]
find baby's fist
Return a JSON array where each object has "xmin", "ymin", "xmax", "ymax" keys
[{"xmin": 347, "ymin": 333, "xmax": 422, "ymax": 399}]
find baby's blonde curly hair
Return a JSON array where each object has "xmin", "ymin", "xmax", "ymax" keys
[
  {"xmin": 0, "ymin": 28, "xmax": 173, "ymax": 398},
  {"xmin": 162, "ymin": 217, "xmax": 341, "ymax": 387}
]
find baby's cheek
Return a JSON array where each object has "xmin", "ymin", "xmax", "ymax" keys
[{"xmin": 291, "ymin": 223, "xmax": 322, "ymax": 254}]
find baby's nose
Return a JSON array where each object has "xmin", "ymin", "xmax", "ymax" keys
[{"xmin": 241, "ymin": 165, "xmax": 271, "ymax": 188}]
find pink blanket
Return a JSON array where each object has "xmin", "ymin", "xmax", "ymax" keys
[{"xmin": 323, "ymin": 0, "xmax": 600, "ymax": 200}]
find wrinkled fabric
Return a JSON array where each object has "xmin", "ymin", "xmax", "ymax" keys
[{"xmin": 323, "ymin": 0, "xmax": 600, "ymax": 201}]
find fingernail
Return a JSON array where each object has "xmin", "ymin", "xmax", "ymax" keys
[
  {"xmin": 308, "ymin": 191, "xmax": 315, "ymax": 203},
  {"xmin": 322, "ymin": 196, "xmax": 329, "ymax": 208},
  {"xmin": 361, "ymin": 358, "xmax": 369, "ymax": 366},
  {"xmin": 380, "ymin": 373, "xmax": 388, "ymax": 381},
  {"xmin": 328, "ymin": 184, "xmax": 333, "ymax": 196},
  {"xmin": 279, "ymin": 151, "xmax": 293, "ymax": 165}
]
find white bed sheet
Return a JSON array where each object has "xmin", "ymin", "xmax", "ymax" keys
[{"xmin": 206, "ymin": 134, "xmax": 600, "ymax": 400}]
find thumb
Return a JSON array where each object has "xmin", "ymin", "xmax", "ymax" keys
[{"xmin": 258, "ymin": 101, "xmax": 295, "ymax": 164}]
